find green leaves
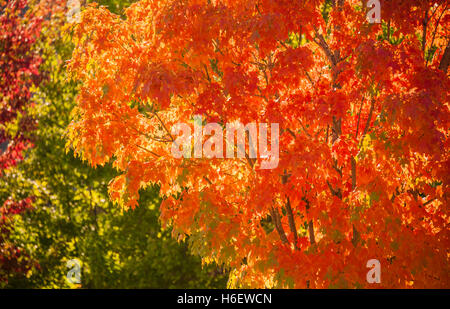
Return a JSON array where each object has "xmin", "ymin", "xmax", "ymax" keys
[{"xmin": 1, "ymin": 0, "xmax": 227, "ymax": 288}]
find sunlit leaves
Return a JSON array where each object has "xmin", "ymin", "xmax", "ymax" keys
[{"xmin": 67, "ymin": 0, "xmax": 449, "ymax": 288}]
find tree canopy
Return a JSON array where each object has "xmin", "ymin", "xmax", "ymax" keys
[
  {"xmin": 1, "ymin": 0, "xmax": 226, "ymax": 288},
  {"xmin": 67, "ymin": 0, "xmax": 449, "ymax": 288}
]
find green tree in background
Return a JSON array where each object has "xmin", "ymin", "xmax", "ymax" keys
[
  {"xmin": 0, "ymin": 0, "xmax": 227, "ymax": 288},
  {"xmin": 86, "ymin": 0, "xmax": 136, "ymax": 15}
]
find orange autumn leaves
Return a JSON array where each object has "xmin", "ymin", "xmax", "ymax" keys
[{"xmin": 66, "ymin": 0, "xmax": 449, "ymax": 288}]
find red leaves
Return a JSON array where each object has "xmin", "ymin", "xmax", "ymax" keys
[
  {"xmin": 272, "ymin": 46, "xmax": 314, "ymax": 88},
  {"xmin": 67, "ymin": 0, "xmax": 449, "ymax": 288},
  {"xmin": 0, "ymin": 0, "xmax": 42, "ymax": 171}
]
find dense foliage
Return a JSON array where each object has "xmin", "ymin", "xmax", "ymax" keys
[
  {"xmin": 1, "ymin": 0, "xmax": 227, "ymax": 288},
  {"xmin": 67, "ymin": 0, "xmax": 449, "ymax": 288},
  {"xmin": 0, "ymin": 0, "xmax": 43, "ymax": 284}
]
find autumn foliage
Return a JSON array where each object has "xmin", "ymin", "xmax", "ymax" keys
[
  {"xmin": 0, "ymin": 0, "xmax": 44, "ymax": 283},
  {"xmin": 0, "ymin": 0, "xmax": 43, "ymax": 171},
  {"xmin": 0, "ymin": 197, "xmax": 34, "ymax": 283},
  {"xmin": 67, "ymin": 0, "xmax": 449, "ymax": 288}
]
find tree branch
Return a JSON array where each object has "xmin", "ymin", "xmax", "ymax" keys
[
  {"xmin": 313, "ymin": 26, "xmax": 338, "ymax": 67},
  {"xmin": 355, "ymin": 96, "xmax": 365, "ymax": 138},
  {"xmin": 331, "ymin": 116, "xmax": 341, "ymax": 143},
  {"xmin": 285, "ymin": 197, "xmax": 299, "ymax": 250},
  {"xmin": 281, "ymin": 171, "xmax": 299, "ymax": 250},
  {"xmin": 422, "ymin": 9, "xmax": 429, "ymax": 56},
  {"xmin": 359, "ymin": 98, "xmax": 375, "ymax": 149},
  {"xmin": 308, "ymin": 220, "xmax": 315, "ymax": 245},
  {"xmin": 351, "ymin": 157, "xmax": 356, "ymax": 190},
  {"xmin": 427, "ymin": 5, "xmax": 447, "ymax": 66},
  {"xmin": 270, "ymin": 206, "xmax": 289, "ymax": 244},
  {"xmin": 439, "ymin": 40, "xmax": 450, "ymax": 72},
  {"xmin": 351, "ymin": 224, "xmax": 360, "ymax": 247},
  {"xmin": 327, "ymin": 180, "xmax": 342, "ymax": 199}
]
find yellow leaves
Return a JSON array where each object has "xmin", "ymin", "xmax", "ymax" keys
[
  {"xmin": 361, "ymin": 132, "xmax": 372, "ymax": 152},
  {"xmin": 226, "ymin": 269, "xmax": 241, "ymax": 289}
]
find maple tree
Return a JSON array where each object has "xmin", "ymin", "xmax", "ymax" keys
[
  {"xmin": 0, "ymin": 0, "xmax": 42, "ymax": 171},
  {"xmin": 67, "ymin": 0, "xmax": 449, "ymax": 288},
  {"xmin": 0, "ymin": 0, "xmax": 44, "ymax": 284},
  {"xmin": 2, "ymin": 0, "xmax": 226, "ymax": 288},
  {"xmin": 0, "ymin": 197, "xmax": 34, "ymax": 285}
]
